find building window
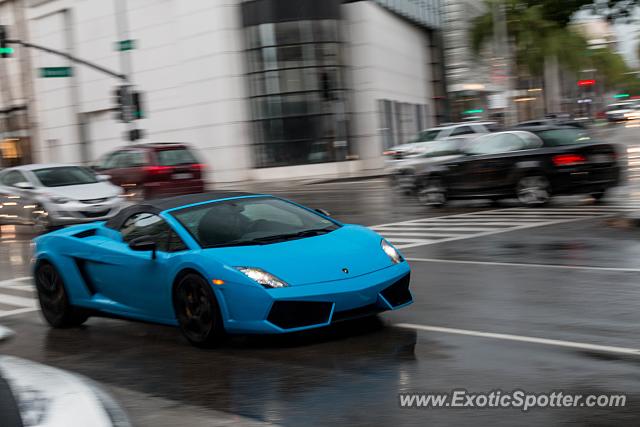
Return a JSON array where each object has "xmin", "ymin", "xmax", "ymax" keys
[{"xmin": 244, "ymin": 19, "xmax": 349, "ymax": 168}]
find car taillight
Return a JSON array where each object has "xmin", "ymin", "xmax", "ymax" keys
[
  {"xmin": 190, "ymin": 163, "xmax": 205, "ymax": 171},
  {"xmin": 144, "ymin": 165, "xmax": 173, "ymax": 175},
  {"xmin": 552, "ymin": 154, "xmax": 586, "ymax": 167}
]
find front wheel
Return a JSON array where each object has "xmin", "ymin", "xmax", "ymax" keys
[
  {"xmin": 417, "ymin": 177, "xmax": 447, "ymax": 208},
  {"xmin": 173, "ymin": 273, "xmax": 225, "ymax": 348},
  {"xmin": 35, "ymin": 262, "xmax": 88, "ymax": 328},
  {"xmin": 516, "ymin": 175, "xmax": 550, "ymax": 206}
]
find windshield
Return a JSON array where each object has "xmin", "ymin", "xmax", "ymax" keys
[
  {"xmin": 606, "ymin": 103, "xmax": 632, "ymax": 112},
  {"xmin": 33, "ymin": 167, "xmax": 98, "ymax": 187},
  {"xmin": 534, "ymin": 129, "xmax": 593, "ymax": 147},
  {"xmin": 156, "ymin": 148, "xmax": 198, "ymax": 166},
  {"xmin": 411, "ymin": 129, "xmax": 441, "ymax": 143},
  {"xmin": 171, "ymin": 197, "xmax": 339, "ymax": 248},
  {"xmin": 414, "ymin": 140, "xmax": 463, "ymax": 158}
]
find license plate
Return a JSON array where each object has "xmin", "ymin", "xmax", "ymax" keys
[
  {"xmin": 590, "ymin": 154, "xmax": 611, "ymax": 164},
  {"xmin": 172, "ymin": 173, "xmax": 193, "ymax": 180}
]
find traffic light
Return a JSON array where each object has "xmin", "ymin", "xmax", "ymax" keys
[
  {"xmin": 132, "ymin": 91, "xmax": 144, "ymax": 120},
  {"xmin": 578, "ymin": 79, "xmax": 596, "ymax": 87},
  {"xmin": 613, "ymin": 93, "xmax": 630, "ymax": 99},
  {"xmin": 0, "ymin": 26, "xmax": 14, "ymax": 58},
  {"xmin": 113, "ymin": 85, "xmax": 129, "ymax": 122}
]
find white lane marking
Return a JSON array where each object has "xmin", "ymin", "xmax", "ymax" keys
[
  {"xmin": 387, "ymin": 238, "xmax": 435, "ymax": 244},
  {"xmin": 371, "ymin": 208, "xmax": 510, "ymax": 228},
  {"xmin": 395, "ymin": 323, "xmax": 640, "ymax": 356},
  {"xmin": 0, "ymin": 277, "xmax": 32, "ymax": 287},
  {"xmin": 0, "ymin": 307, "xmax": 38, "ymax": 318},
  {"xmin": 380, "ymin": 232, "xmax": 465, "ymax": 238},
  {"xmin": 0, "ymin": 326, "xmax": 15, "ymax": 340},
  {"xmin": 0, "ymin": 294, "xmax": 37, "ymax": 308},
  {"xmin": 405, "ymin": 219, "xmax": 541, "ymax": 224},
  {"xmin": 405, "ymin": 257, "xmax": 640, "ymax": 273},
  {"xmin": 394, "ymin": 215, "xmax": 602, "ymax": 249}
]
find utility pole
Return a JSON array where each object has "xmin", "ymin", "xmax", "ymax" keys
[
  {"xmin": 492, "ymin": 0, "xmax": 515, "ymax": 126},
  {"xmin": 114, "ymin": 0, "xmax": 137, "ymax": 141},
  {"xmin": 13, "ymin": 0, "xmax": 37, "ymax": 164}
]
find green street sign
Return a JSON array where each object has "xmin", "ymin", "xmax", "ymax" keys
[
  {"xmin": 0, "ymin": 47, "xmax": 14, "ymax": 55},
  {"xmin": 40, "ymin": 67, "xmax": 73, "ymax": 78},
  {"xmin": 613, "ymin": 93, "xmax": 630, "ymax": 99},
  {"xmin": 117, "ymin": 39, "xmax": 136, "ymax": 51},
  {"xmin": 463, "ymin": 109, "xmax": 484, "ymax": 115}
]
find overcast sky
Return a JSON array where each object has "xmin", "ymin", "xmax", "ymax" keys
[{"xmin": 575, "ymin": 9, "xmax": 639, "ymax": 68}]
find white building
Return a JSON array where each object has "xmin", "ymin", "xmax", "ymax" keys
[{"xmin": 1, "ymin": 0, "xmax": 445, "ymax": 182}]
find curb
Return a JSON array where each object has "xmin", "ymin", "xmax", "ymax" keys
[{"xmin": 305, "ymin": 173, "xmax": 390, "ymax": 185}]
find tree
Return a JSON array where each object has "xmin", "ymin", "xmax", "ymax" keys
[{"xmin": 471, "ymin": 2, "xmax": 589, "ymax": 78}]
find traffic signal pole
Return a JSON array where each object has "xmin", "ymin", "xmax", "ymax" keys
[{"xmin": 114, "ymin": 0, "xmax": 138, "ymax": 142}]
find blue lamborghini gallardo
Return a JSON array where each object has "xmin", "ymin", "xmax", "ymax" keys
[{"xmin": 33, "ymin": 192, "xmax": 412, "ymax": 347}]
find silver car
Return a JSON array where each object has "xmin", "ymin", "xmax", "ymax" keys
[{"xmin": 0, "ymin": 164, "xmax": 126, "ymax": 231}]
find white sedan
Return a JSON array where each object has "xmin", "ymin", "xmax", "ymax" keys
[{"xmin": 0, "ymin": 164, "xmax": 127, "ymax": 231}]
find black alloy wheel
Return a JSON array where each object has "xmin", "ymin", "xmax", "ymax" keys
[
  {"xmin": 173, "ymin": 273, "xmax": 224, "ymax": 348},
  {"xmin": 35, "ymin": 262, "xmax": 88, "ymax": 327},
  {"xmin": 516, "ymin": 175, "xmax": 550, "ymax": 206},
  {"xmin": 417, "ymin": 177, "xmax": 447, "ymax": 208}
]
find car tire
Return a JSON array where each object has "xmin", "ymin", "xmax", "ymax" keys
[
  {"xmin": 417, "ymin": 177, "xmax": 447, "ymax": 208},
  {"xmin": 31, "ymin": 204, "xmax": 53, "ymax": 234},
  {"xmin": 173, "ymin": 273, "xmax": 225, "ymax": 348},
  {"xmin": 35, "ymin": 261, "xmax": 88, "ymax": 328},
  {"xmin": 516, "ymin": 175, "xmax": 550, "ymax": 207}
]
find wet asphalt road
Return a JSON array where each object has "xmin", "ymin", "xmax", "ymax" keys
[{"xmin": 2, "ymin": 125, "xmax": 640, "ymax": 426}]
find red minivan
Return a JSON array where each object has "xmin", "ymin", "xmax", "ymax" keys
[{"xmin": 95, "ymin": 143, "xmax": 206, "ymax": 200}]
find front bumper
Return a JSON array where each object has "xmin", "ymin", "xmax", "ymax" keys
[
  {"xmin": 218, "ymin": 263, "xmax": 412, "ymax": 334},
  {"xmin": 46, "ymin": 198, "xmax": 127, "ymax": 226}
]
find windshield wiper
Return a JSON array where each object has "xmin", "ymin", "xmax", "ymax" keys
[
  {"xmin": 204, "ymin": 227, "xmax": 336, "ymax": 248},
  {"xmin": 247, "ymin": 227, "xmax": 336, "ymax": 244}
]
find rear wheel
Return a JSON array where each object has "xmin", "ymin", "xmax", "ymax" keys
[
  {"xmin": 417, "ymin": 177, "xmax": 447, "ymax": 208},
  {"xmin": 35, "ymin": 262, "xmax": 88, "ymax": 328},
  {"xmin": 173, "ymin": 273, "xmax": 224, "ymax": 348},
  {"xmin": 516, "ymin": 175, "xmax": 550, "ymax": 206}
]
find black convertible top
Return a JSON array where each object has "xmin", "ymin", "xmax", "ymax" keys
[{"xmin": 105, "ymin": 191, "xmax": 259, "ymax": 230}]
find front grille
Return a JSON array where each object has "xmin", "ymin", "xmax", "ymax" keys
[
  {"xmin": 332, "ymin": 304, "xmax": 383, "ymax": 323},
  {"xmin": 380, "ymin": 273, "xmax": 412, "ymax": 307},
  {"xmin": 81, "ymin": 198, "xmax": 109, "ymax": 204},
  {"xmin": 267, "ymin": 301, "xmax": 333, "ymax": 330},
  {"xmin": 80, "ymin": 210, "xmax": 110, "ymax": 218}
]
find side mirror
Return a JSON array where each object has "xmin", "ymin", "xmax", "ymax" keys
[
  {"xmin": 14, "ymin": 182, "xmax": 34, "ymax": 190},
  {"xmin": 96, "ymin": 174, "xmax": 111, "ymax": 182},
  {"xmin": 128, "ymin": 236, "xmax": 157, "ymax": 260},
  {"xmin": 314, "ymin": 208, "xmax": 331, "ymax": 217}
]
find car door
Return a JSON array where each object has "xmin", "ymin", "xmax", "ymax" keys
[
  {"xmin": 0, "ymin": 169, "xmax": 35, "ymax": 224},
  {"xmin": 446, "ymin": 133, "xmax": 531, "ymax": 195},
  {"xmin": 116, "ymin": 150, "xmax": 149, "ymax": 194},
  {"xmin": 84, "ymin": 212, "xmax": 188, "ymax": 321},
  {"xmin": 98, "ymin": 151, "xmax": 129, "ymax": 187}
]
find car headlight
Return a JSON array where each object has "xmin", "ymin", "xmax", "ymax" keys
[
  {"xmin": 235, "ymin": 267, "xmax": 288, "ymax": 289},
  {"xmin": 381, "ymin": 239, "xmax": 403, "ymax": 264},
  {"xmin": 51, "ymin": 197, "xmax": 71, "ymax": 204}
]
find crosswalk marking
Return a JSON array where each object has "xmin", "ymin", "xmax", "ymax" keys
[
  {"xmin": 374, "ymin": 205, "xmax": 625, "ymax": 249},
  {"xmin": 0, "ymin": 277, "xmax": 37, "ymax": 318}
]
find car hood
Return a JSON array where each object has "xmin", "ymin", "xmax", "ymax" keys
[
  {"xmin": 203, "ymin": 225, "xmax": 395, "ymax": 286},
  {"xmin": 37, "ymin": 182, "xmax": 121, "ymax": 201}
]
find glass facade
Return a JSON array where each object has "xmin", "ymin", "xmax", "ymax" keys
[{"xmin": 244, "ymin": 19, "xmax": 349, "ymax": 168}]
